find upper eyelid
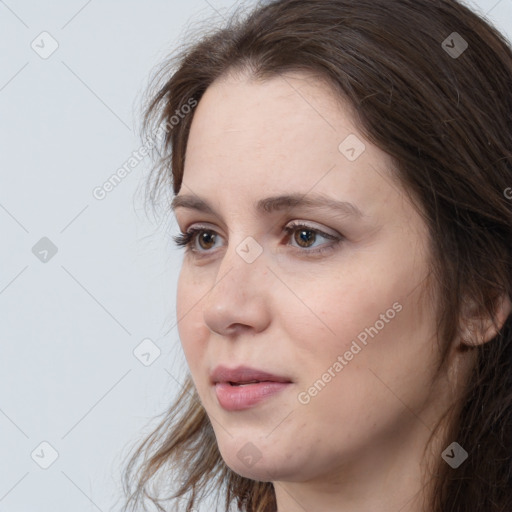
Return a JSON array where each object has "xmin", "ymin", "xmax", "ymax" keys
[
  {"xmin": 181, "ymin": 221, "xmax": 339, "ymax": 238},
  {"xmin": 177, "ymin": 216, "xmax": 339, "ymax": 232},
  {"xmin": 181, "ymin": 223, "xmax": 341, "ymax": 251}
]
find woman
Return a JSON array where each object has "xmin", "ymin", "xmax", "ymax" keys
[{"xmin": 121, "ymin": 0, "xmax": 512, "ymax": 510}]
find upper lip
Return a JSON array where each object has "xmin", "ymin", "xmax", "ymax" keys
[{"xmin": 210, "ymin": 365, "xmax": 293, "ymax": 385}]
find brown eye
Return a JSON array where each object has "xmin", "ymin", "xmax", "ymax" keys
[
  {"xmin": 172, "ymin": 227, "xmax": 221, "ymax": 254},
  {"xmin": 284, "ymin": 222, "xmax": 342, "ymax": 257},
  {"xmin": 294, "ymin": 228, "xmax": 317, "ymax": 248},
  {"xmin": 197, "ymin": 231, "xmax": 217, "ymax": 250}
]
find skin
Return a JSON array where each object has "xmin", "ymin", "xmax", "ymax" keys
[{"xmin": 173, "ymin": 70, "xmax": 480, "ymax": 512}]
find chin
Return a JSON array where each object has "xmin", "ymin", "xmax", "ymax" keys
[
  {"xmin": 226, "ymin": 461, "xmax": 275, "ymax": 481},
  {"xmin": 216, "ymin": 441, "xmax": 296, "ymax": 482}
]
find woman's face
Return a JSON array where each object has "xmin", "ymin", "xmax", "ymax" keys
[{"xmin": 173, "ymin": 71, "xmax": 453, "ymax": 490}]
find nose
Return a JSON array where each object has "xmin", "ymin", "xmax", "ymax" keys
[{"xmin": 202, "ymin": 238, "xmax": 271, "ymax": 337}]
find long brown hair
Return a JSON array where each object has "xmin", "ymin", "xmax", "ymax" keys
[{"xmin": 120, "ymin": 1, "xmax": 512, "ymax": 510}]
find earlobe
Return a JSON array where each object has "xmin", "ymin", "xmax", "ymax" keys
[{"xmin": 459, "ymin": 293, "xmax": 512, "ymax": 348}]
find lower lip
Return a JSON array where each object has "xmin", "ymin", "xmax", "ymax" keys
[{"xmin": 214, "ymin": 381, "xmax": 292, "ymax": 411}]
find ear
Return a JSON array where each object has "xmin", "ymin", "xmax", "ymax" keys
[{"xmin": 458, "ymin": 293, "xmax": 512, "ymax": 348}]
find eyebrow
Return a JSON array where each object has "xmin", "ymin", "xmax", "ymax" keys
[{"xmin": 171, "ymin": 193, "xmax": 363, "ymax": 218}]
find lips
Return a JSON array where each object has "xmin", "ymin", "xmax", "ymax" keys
[
  {"xmin": 210, "ymin": 365, "xmax": 293, "ymax": 386},
  {"xmin": 211, "ymin": 365, "xmax": 294, "ymax": 411}
]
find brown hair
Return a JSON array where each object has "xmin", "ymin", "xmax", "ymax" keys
[{"xmin": 120, "ymin": 1, "xmax": 512, "ymax": 510}]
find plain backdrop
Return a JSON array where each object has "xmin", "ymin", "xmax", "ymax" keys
[{"xmin": 1, "ymin": 1, "xmax": 511, "ymax": 511}]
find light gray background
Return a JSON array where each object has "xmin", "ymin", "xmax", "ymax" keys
[{"xmin": 1, "ymin": 1, "xmax": 511, "ymax": 511}]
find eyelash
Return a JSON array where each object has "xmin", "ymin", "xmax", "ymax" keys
[{"xmin": 172, "ymin": 222, "xmax": 343, "ymax": 258}]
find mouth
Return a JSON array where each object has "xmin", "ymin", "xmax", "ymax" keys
[
  {"xmin": 210, "ymin": 364, "xmax": 293, "ymax": 386},
  {"xmin": 227, "ymin": 380, "xmax": 279, "ymax": 386},
  {"xmin": 213, "ymin": 381, "xmax": 293, "ymax": 411},
  {"xmin": 210, "ymin": 365, "xmax": 293, "ymax": 411}
]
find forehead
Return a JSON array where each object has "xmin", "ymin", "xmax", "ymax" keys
[
  {"xmin": 181, "ymin": 70, "xmax": 402, "ymax": 224},
  {"xmin": 187, "ymin": 72, "xmax": 371, "ymax": 166},
  {"xmin": 186, "ymin": 69, "xmax": 355, "ymax": 151}
]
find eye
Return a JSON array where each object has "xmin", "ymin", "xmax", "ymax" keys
[
  {"xmin": 173, "ymin": 225, "xmax": 221, "ymax": 253},
  {"xmin": 172, "ymin": 222, "xmax": 344, "ymax": 257},
  {"xmin": 283, "ymin": 222, "xmax": 341, "ymax": 255}
]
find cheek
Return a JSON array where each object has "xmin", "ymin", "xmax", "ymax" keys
[
  {"xmin": 282, "ymin": 274, "xmax": 388, "ymax": 357},
  {"xmin": 289, "ymin": 263, "xmax": 437, "ymax": 397},
  {"xmin": 175, "ymin": 267, "xmax": 210, "ymax": 371}
]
